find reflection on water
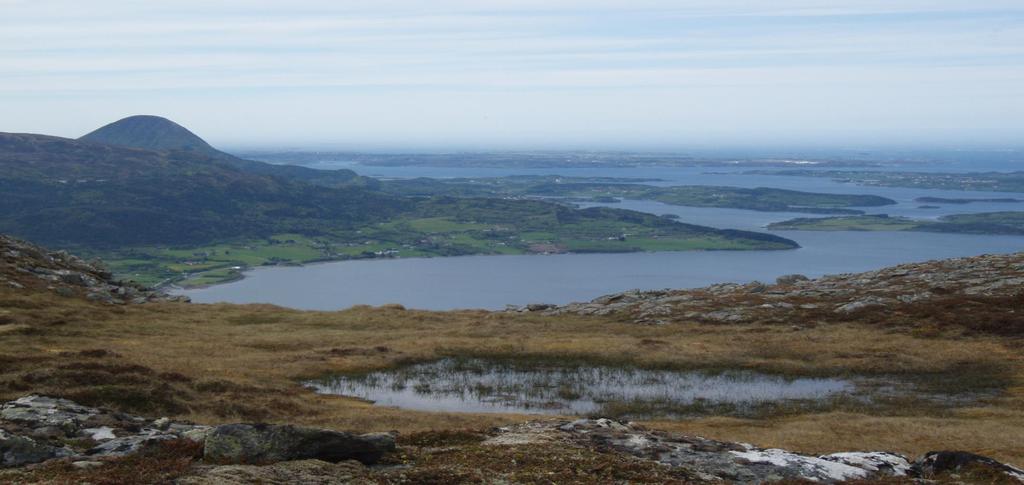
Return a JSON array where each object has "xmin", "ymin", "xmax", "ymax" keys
[{"xmin": 307, "ymin": 358, "xmax": 854, "ymax": 417}]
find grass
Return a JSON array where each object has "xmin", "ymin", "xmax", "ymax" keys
[
  {"xmin": 97, "ymin": 215, "xmax": 793, "ymax": 288},
  {"xmin": 770, "ymin": 215, "xmax": 921, "ymax": 231},
  {"xmin": 0, "ymin": 287, "xmax": 1022, "ymax": 465}
]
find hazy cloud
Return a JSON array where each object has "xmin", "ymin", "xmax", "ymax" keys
[{"xmin": 2, "ymin": 1, "xmax": 1022, "ymax": 149}]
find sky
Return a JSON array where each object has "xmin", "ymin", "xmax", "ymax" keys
[{"xmin": 1, "ymin": 0, "xmax": 1023, "ymax": 151}]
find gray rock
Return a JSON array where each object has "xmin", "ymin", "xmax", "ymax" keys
[
  {"xmin": 911, "ymin": 451, "xmax": 1024, "ymax": 481},
  {"xmin": 204, "ymin": 424, "xmax": 395, "ymax": 465},
  {"xmin": 87, "ymin": 430, "xmax": 179, "ymax": 457},
  {"xmin": 71, "ymin": 460, "xmax": 105, "ymax": 470},
  {"xmin": 835, "ymin": 297, "xmax": 892, "ymax": 314},
  {"xmin": 897, "ymin": 292, "xmax": 933, "ymax": 303},
  {"xmin": 0, "ymin": 395, "xmax": 99, "ymax": 433},
  {"xmin": 0, "ymin": 428, "xmax": 72, "ymax": 467},
  {"xmin": 181, "ymin": 427, "xmax": 211, "ymax": 444},
  {"xmin": 820, "ymin": 451, "xmax": 912, "ymax": 476},
  {"xmin": 153, "ymin": 417, "xmax": 172, "ymax": 431},
  {"xmin": 776, "ymin": 274, "xmax": 810, "ymax": 286},
  {"xmin": 549, "ymin": 419, "xmax": 892, "ymax": 483},
  {"xmin": 82, "ymin": 426, "xmax": 117, "ymax": 441},
  {"xmin": 703, "ymin": 309, "xmax": 747, "ymax": 323}
]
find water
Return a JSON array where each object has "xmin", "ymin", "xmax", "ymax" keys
[
  {"xmin": 177, "ymin": 163, "xmax": 1024, "ymax": 310},
  {"xmin": 307, "ymin": 358, "xmax": 854, "ymax": 416},
  {"xmin": 179, "ymin": 228, "xmax": 1023, "ymax": 311}
]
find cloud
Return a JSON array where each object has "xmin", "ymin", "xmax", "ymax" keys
[{"xmin": 1, "ymin": 0, "xmax": 1022, "ymax": 147}]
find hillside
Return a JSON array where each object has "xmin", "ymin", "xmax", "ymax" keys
[
  {"xmin": 0, "ymin": 234, "xmax": 182, "ymax": 304},
  {"xmin": 0, "ymin": 132, "xmax": 406, "ymax": 247},
  {"xmin": 0, "ymin": 240, "xmax": 1021, "ymax": 482},
  {"xmin": 0, "ymin": 120, "xmax": 799, "ymax": 285}
]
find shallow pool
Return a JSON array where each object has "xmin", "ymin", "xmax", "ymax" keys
[{"xmin": 307, "ymin": 358, "xmax": 855, "ymax": 417}]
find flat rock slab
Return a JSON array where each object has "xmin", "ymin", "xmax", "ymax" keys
[{"xmin": 498, "ymin": 419, "xmax": 1023, "ymax": 484}]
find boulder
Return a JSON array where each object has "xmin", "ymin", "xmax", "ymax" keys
[
  {"xmin": 204, "ymin": 424, "xmax": 395, "ymax": 465},
  {"xmin": 912, "ymin": 451, "xmax": 1024, "ymax": 481},
  {"xmin": 0, "ymin": 428, "xmax": 72, "ymax": 467}
]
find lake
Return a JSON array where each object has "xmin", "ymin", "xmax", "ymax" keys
[{"xmin": 177, "ymin": 163, "xmax": 1024, "ymax": 310}]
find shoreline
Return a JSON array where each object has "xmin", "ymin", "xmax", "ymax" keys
[{"xmin": 162, "ymin": 243, "xmax": 801, "ymax": 294}]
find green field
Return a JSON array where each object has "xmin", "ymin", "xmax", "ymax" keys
[{"xmin": 99, "ymin": 212, "xmax": 796, "ymax": 288}]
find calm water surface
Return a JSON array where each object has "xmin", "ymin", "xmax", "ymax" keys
[
  {"xmin": 179, "ymin": 230, "xmax": 1023, "ymax": 310},
  {"xmin": 307, "ymin": 358, "xmax": 853, "ymax": 416},
  {"xmin": 177, "ymin": 165, "xmax": 1024, "ymax": 310}
]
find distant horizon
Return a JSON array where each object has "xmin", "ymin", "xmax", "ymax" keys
[
  {"xmin": 7, "ymin": 113, "xmax": 1024, "ymax": 157},
  {"xmin": 3, "ymin": 1, "xmax": 1023, "ymax": 150}
]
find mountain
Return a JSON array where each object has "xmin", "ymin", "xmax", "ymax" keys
[
  {"xmin": 80, "ymin": 115, "xmax": 374, "ymax": 188},
  {"xmin": 0, "ymin": 117, "xmax": 798, "ymax": 259},
  {"xmin": 80, "ymin": 115, "xmax": 223, "ymax": 157},
  {"xmin": 0, "ymin": 131, "xmax": 407, "ymax": 247}
]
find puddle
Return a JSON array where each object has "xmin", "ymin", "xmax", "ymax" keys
[{"xmin": 307, "ymin": 358, "xmax": 856, "ymax": 417}]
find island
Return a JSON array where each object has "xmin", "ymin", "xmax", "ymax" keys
[
  {"xmin": 767, "ymin": 211, "xmax": 1024, "ymax": 235},
  {"xmin": 379, "ymin": 175, "xmax": 897, "ymax": 214},
  {"xmin": 749, "ymin": 169, "xmax": 1024, "ymax": 193},
  {"xmin": 914, "ymin": 197, "xmax": 1021, "ymax": 204}
]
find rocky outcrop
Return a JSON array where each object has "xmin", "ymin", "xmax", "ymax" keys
[
  {"xmin": 912, "ymin": 451, "xmax": 1024, "ymax": 481},
  {"xmin": 0, "ymin": 395, "xmax": 207, "ymax": 468},
  {"xmin": 0, "ymin": 234, "xmax": 186, "ymax": 304},
  {"xmin": 204, "ymin": 423, "xmax": 395, "ymax": 465},
  {"xmin": 0, "ymin": 428, "xmax": 71, "ymax": 467},
  {"xmin": 510, "ymin": 252, "xmax": 1024, "ymax": 325},
  {"xmin": 0, "ymin": 396, "xmax": 393, "ymax": 472},
  {"xmin": 2, "ymin": 397, "xmax": 1021, "ymax": 483},
  {"xmin": 488, "ymin": 419, "xmax": 1023, "ymax": 484}
]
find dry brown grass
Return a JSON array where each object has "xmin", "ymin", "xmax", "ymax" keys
[{"xmin": 1, "ymin": 287, "xmax": 1022, "ymax": 465}]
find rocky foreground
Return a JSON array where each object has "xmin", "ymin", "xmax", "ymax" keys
[
  {"xmin": 511, "ymin": 252, "xmax": 1024, "ymax": 326},
  {"xmin": 0, "ymin": 234, "xmax": 186, "ymax": 305},
  {"xmin": 1, "ymin": 396, "xmax": 1022, "ymax": 483}
]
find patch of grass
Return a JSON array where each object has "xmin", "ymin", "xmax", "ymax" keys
[
  {"xmin": 381, "ymin": 442, "xmax": 695, "ymax": 484},
  {"xmin": 398, "ymin": 429, "xmax": 488, "ymax": 447},
  {"xmin": 1, "ymin": 287, "xmax": 1022, "ymax": 464}
]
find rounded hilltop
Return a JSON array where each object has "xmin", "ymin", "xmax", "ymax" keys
[{"xmin": 79, "ymin": 115, "xmax": 225, "ymax": 157}]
